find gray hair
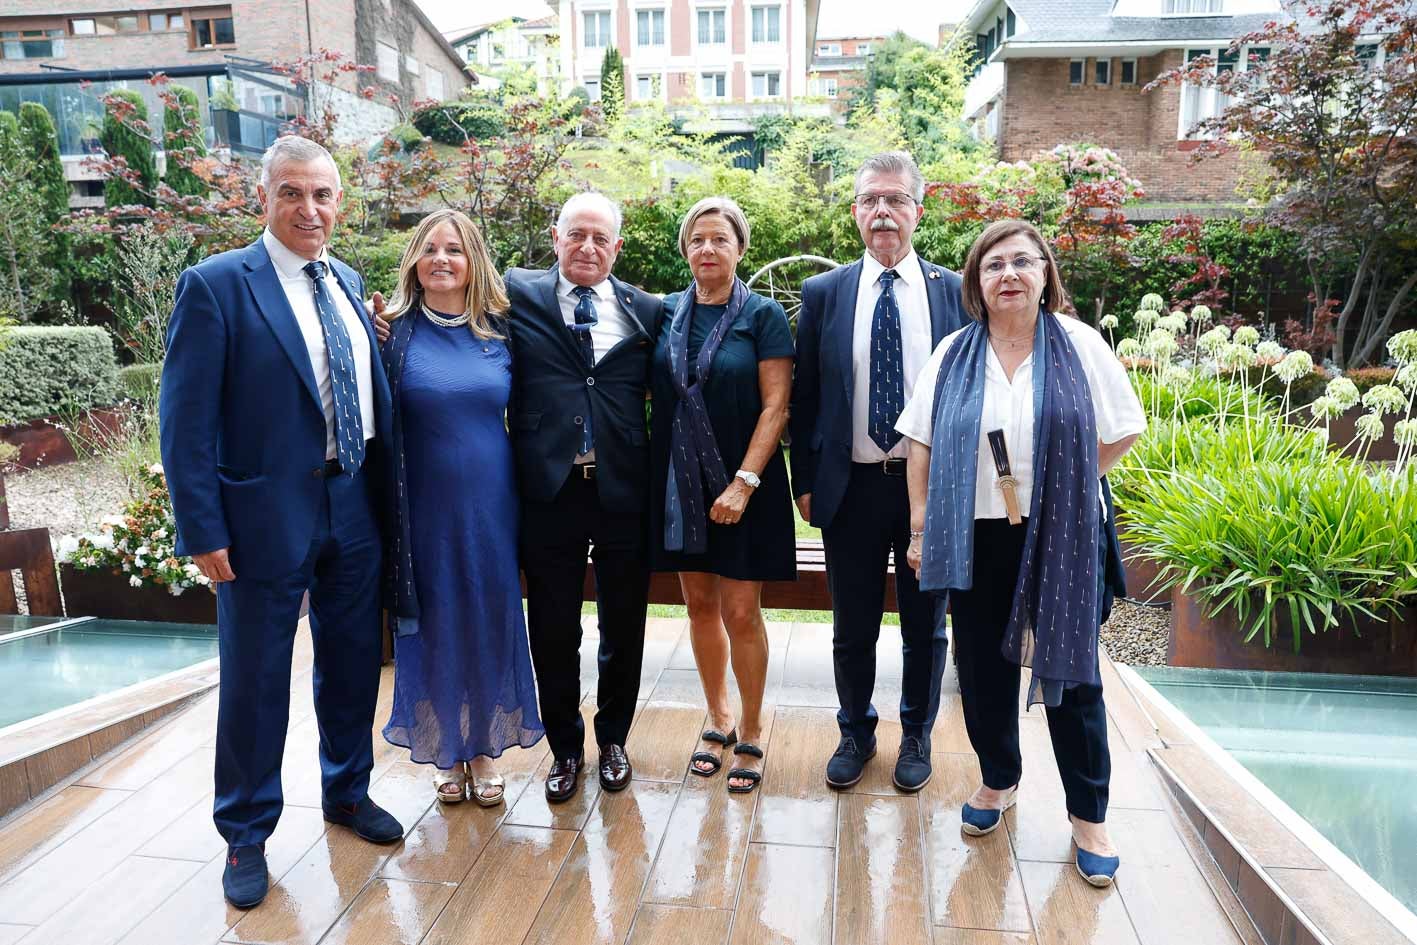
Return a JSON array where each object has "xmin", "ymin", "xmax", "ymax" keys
[
  {"xmin": 557, "ymin": 192, "xmax": 622, "ymax": 237},
  {"xmin": 260, "ymin": 135, "xmax": 342, "ymax": 191},
  {"xmin": 854, "ymin": 150, "xmax": 925, "ymax": 203},
  {"xmin": 677, "ymin": 195, "xmax": 751, "ymax": 258}
]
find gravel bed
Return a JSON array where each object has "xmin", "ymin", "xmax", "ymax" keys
[
  {"xmin": 5, "ymin": 458, "xmax": 130, "ymax": 541},
  {"xmin": 1101, "ymin": 598, "xmax": 1172, "ymax": 667}
]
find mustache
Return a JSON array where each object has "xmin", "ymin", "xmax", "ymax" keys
[{"xmin": 870, "ymin": 217, "xmax": 901, "ymax": 232}]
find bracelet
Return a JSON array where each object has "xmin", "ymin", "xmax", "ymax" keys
[{"xmin": 909, "ymin": 530, "xmax": 924, "ymax": 540}]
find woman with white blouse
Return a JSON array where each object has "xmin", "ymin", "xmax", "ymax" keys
[{"xmin": 896, "ymin": 219, "xmax": 1145, "ymax": 888}]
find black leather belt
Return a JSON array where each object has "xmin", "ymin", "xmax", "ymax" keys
[
  {"xmin": 576, "ymin": 462, "xmax": 597, "ymax": 480},
  {"xmin": 323, "ymin": 458, "xmax": 343, "ymax": 477},
  {"xmin": 882, "ymin": 458, "xmax": 907, "ymax": 476}
]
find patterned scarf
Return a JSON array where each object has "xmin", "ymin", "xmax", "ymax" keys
[
  {"xmin": 919, "ymin": 309, "xmax": 1102, "ymax": 706},
  {"xmin": 663, "ymin": 279, "xmax": 749, "ymax": 554}
]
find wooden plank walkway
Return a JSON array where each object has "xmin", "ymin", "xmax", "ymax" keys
[{"xmin": 0, "ymin": 618, "xmax": 1253, "ymax": 945}]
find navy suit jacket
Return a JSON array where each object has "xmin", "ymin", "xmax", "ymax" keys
[
  {"xmin": 503, "ymin": 265, "xmax": 664, "ymax": 513},
  {"xmin": 788, "ymin": 255, "xmax": 965, "ymax": 530},
  {"xmin": 159, "ymin": 238, "xmax": 393, "ymax": 579}
]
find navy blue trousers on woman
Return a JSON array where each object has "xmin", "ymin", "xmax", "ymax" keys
[
  {"xmin": 213, "ymin": 467, "xmax": 384, "ymax": 848},
  {"xmin": 824, "ymin": 462, "xmax": 949, "ymax": 747},
  {"xmin": 950, "ymin": 516, "xmax": 1111, "ymax": 824}
]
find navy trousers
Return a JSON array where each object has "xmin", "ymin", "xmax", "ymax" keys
[
  {"xmin": 823, "ymin": 463, "xmax": 949, "ymax": 746},
  {"xmin": 213, "ymin": 467, "xmax": 383, "ymax": 847},
  {"xmin": 950, "ymin": 517, "xmax": 1112, "ymax": 824}
]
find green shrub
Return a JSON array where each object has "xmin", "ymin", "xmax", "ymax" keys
[
  {"xmin": 384, "ymin": 123, "xmax": 427, "ymax": 154},
  {"xmin": 1344, "ymin": 366, "xmax": 1396, "ymax": 394},
  {"xmin": 0, "ymin": 326, "xmax": 121, "ymax": 422},
  {"xmin": 17, "ymin": 102, "xmax": 73, "ymax": 314},
  {"xmin": 1128, "ymin": 370, "xmax": 1272, "ymax": 425},
  {"xmin": 163, "ymin": 85, "xmax": 207, "ymax": 197},
  {"xmin": 410, "ymin": 101, "xmax": 505, "ymax": 145},
  {"xmin": 100, "ymin": 89, "xmax": 156, "ymax": 208},
  {"xmin": 118, "ymin": 362, "xmax": 161, "ymax": 402}
]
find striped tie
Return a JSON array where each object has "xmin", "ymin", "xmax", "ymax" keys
[
  {"xmin": 303, "ymin": 260, "xmax": 365, "ymax": 475},
  {"xmin": 869, "ymin": 268, "xmax": 905, "ymax": 453}
]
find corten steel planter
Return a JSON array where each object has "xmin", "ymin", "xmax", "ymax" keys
[
  {"xmin": 0, "ymin": 408, "xmax": 127, "ymax": 470},
  {"xmin": 1168, "ymin": 587, "xmax": 1417, "ymax": 676},
  {"xmin": 0, "ymin": 470, "xmax": 8, "ymax": 530},
  {"xmin": 59, "ymin": 563, "xmax": 217, "ymax": 624},
  {"xmin": 1311, "ymin": 405, "xmax": 1400, "ymax": 463},
  {"xmin": 1118, "ymin": 538, "xmax": 1168, "ymax": 605}
]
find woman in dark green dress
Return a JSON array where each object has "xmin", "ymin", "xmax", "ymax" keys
[{"xmin": 650, "ymin": 196, "xmax": 795, "ymax": 794}]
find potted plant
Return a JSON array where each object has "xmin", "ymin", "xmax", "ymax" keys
[{"xmin": 57, "ymin": 462, "xmax": 216, "ymax": 623}]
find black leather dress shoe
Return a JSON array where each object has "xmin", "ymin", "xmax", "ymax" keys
[
  {"xmin": 222, "ymin": 844, "xmax": 268, "ymax": 909},
  {"xmin": 893, "ymin": 735, "xmax": 933, "ymax": 792},
  {"xmin": 599, "ymin": 744, "xmax": 632, "ymax": 791},
  {"xmin": 546, "ymin": 755, "xmax": 583, "ymax": 803},
  {"xmin": 322, "ymin": 796, "xmax": 404, "ymax": 843}
]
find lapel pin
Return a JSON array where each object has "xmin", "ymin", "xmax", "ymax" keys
[
  {"xmin": 929, "ymin": 270, "xmax": 940, "ymax": 280},
  {"xmin": 624, "ymin": 294, "xmax": 633, "ymax": 304}
]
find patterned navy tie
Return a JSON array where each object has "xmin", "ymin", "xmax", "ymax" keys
[
  {"xmin": 571, "ymin": 286, "xmax": 598, "ymax": 456},
  {"xmin": 869, "ymin": 267, "xmax": 905, "ymax": 453},
  {"xmin": 302, "ymin": 260, "xmax": 365, "ymax": 475}
]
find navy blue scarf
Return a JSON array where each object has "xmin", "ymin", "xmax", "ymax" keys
[
  {"xmin": 380, "ymin": 308, "xmax": 422, "ymax": 636},
  {"xmin": 663, "ymin": 279, "xmax": 749, "ymax": 554},
  {"xmin": 919, "ymin": 310, "xmax": 1102, "ymax": 706}
]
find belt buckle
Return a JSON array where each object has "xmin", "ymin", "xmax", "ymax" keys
[
  {"xmin": 580, "ymin": 463, "xmax": 597, "ymax": 480},
  {"xmin": 883, "ymin": 458, "xmax": 906, "ymax": 476}
]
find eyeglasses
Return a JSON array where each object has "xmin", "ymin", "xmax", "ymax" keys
[
  {"xmin": 983, "ymin": 254, "xmax": 1043, "ymax": 276},
  {"xmin": 854, "ymin": 192, "xmax": 918, "ymax": 211}
]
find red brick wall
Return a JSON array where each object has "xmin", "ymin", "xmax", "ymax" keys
[{"xmin": 1000, "ymin": 51, "xmax": 1243, "ymax": 204}]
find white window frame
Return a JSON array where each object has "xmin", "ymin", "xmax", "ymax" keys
[
  {"xmin": 1178, "ymin": 45, "xmax": 1267, "ymax": 139},
  {"xmin": 696, "ymin": 7, "xmax": 727, "ymax": 46},
  {"xmin": 425, "ymin": 67, "xmax": 444, "ymax": 99},
  {"xmin": 817, "ymin": 42, "xmax": 840, "ymax": 56},
  {"xmin": 584, "ymin": 77, "xmax": 602, "ymax": 101},
  {"xmin": 634, "ymin": 73, "xmax": 662, "ymax": 100},
  {"xmin": 404, "ymin": 54, "xmax": 420, "ymax": 75},
  {"xmin": 583, "ymin": 10, "xmax": 611, "ymax": 49},
  {"xmin": 635, "ymin": 8, "xmax": 665, "ymax": 48},
  {"xmin": 700, "ymin": 71, "xmax": 727, "ymax": 99},
  {"xmin": 750, "ymin": 5, "xmax": 781, "ymax": 44},
  {"xmin": 751, "ymin": 70, "xmax": 781, "ymax": 99},
  {"xmin": 825, "ymin": 76, "xmax": 838, "ymax": 98},
  {"xmin": 856, "ymin": 42, "xmax": 871, "ymax": 55},
  {"xmin": 376, "ymin": 41, "xmax": 399, "ymax": 82},
  {"xmin": 1163, "ymin": 0, "xmax": 1223, "ymax": 14}
]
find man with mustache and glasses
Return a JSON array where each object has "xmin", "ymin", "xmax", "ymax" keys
[{"xmin": 788, "ymin": 151, "xmax": 964, "ymax": 793}]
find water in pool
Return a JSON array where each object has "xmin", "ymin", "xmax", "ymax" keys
[
  {"xmin": 1137, "ymin": 667, "xmax": 1417, "ymax": 914},
  {"xmin": 0, "ymin": 619, "xmax": 218, "ymax": 729}
]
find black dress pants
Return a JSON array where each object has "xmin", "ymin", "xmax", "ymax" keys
[
  {"xmin": 521, "ymin": 472, "xmax": 650, "ymax": 761},
  {"xmin": 823, "ymin": 463, "xmax": 949, "ymax": 746},
  {"xmin": 950, "ymin": 517, "xmax": 1111, "ymax": 824}
]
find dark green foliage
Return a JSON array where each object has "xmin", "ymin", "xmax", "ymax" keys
[
  {"xmin": 118, "ymin": 362, "xmax": 161, "ymax": 402},
  {"xmin": 411, "ymin": 100, "xmax": 506, "ymax": 145},
  {"xmin": 599, "ymin": 47, "xmax": 625, "ymax": 123},
  {"xmin": 384, "ymin": 123, "xmax": 427, "ymax": 153},
  {"xmin": 0, "ymin": 326, "xmax": 121, "ymax": 421},
  {"xmin": 100, "ymin": 89, "xmax": 157, "ymax": 209},
  {"xmin": 163, "ymin": 86, "xmax": 207, "ymax": 198}
]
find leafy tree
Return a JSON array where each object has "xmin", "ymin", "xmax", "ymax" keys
[
  {"xmin": 599, "ymin": 47, "xmax": 625, "ymax": 124},
  {"xmin": 18, "ymin": 102, "xmax": 73, "ymax": 312},
  {"xmin": 850, "ymin": 32, "xmax": 976, "ymax": 164},
  {"xmin": 100, "ymin": 89, "xmax": 157, "ymax": 209},
  {"xmin": 0, "ymin": 111, "xmax": 54, "ymax": 322},
  {"xmin": 162, "ymin": 85, "xmax": 207, "ymax": 197},
  {"xmin": 1151, "ymin": 0, "xmax": 1417, "ymax": 366}
]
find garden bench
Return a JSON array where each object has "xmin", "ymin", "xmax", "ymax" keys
[{"xmin": 0, "ymin": 527, "xmax": 63, "ymax": 617}]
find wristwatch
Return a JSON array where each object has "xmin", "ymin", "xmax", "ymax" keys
[{"xmin": 735, "ymin": 469, "xmax": 762, "ymax": 489}]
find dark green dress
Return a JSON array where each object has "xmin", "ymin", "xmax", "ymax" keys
[{"xmin": 650, "ymin": 291, "xmax": 797, "ymax": 581}]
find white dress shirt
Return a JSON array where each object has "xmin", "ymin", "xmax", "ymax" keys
[
  {"xmin": 894, "ymin": 314, "xmax": 1146, "ymax": 520},
  {"xmin": 851, "ymin": 250, "xmax": 934, "ymax": 462},
  {"xmin": 262, "ymin": 229, "xmax": 375, "ymax": 462},
  {"xmin": 556, "ymin": 273, "xmax": 635, "ymax": 462}
]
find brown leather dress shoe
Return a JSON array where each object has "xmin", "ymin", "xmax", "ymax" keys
[
  {"xmin": 545, "ymin": 755, "xmax": 582, "ymax": 803},
  {"xmin": 599, "ymin": 744, "xmax": 632, "ymax": 792}
]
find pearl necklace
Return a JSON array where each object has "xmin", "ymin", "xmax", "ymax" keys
[{"xmin": 421, "ymin": 304, "xmax": 470, "ymax": 328}]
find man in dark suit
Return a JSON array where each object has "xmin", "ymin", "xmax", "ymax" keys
[
  {"xmin": 789, "ymin": 151, "xmax": 965, "ymax": 793},
  {"xmin": 160, "ymin": 135, "xmax": 403, "ymax": 910},
  {"xmin": 504, "ymin": 193, "xmax": 664, "ymax": 802}
]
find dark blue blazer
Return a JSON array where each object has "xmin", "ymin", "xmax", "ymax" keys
[
  {"xmin": 159, "ymin": 238, "xmax": 393, "ymax": 579},
  {"xmin": 788, "ymin": 255, "xmax": 965, "ymax": 530},
  {"xmin": 503, "ymin": 265, "xmax": 664, "ymax": 513}
]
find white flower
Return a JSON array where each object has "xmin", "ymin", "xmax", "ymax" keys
[
  {"xmin": 101, "ymin": 514, "xmax": 125, "ymax": 527},
  {"xmin": 148, "ymin": 462, "xmax": 165, "ymax": 476},
  {"xmin": 1140, "ymin": 293, "xmax": 1165, "ymax": 312},
  {"xmin": 152, "ymin": 528, "xmax": 168, "ymax": 540},
  {"xmin": 1397, "ymin": 364, "xmax": 1417, "ymax": 394},
  {"xmin": 1355, "ymin": 412, "xmax": 1386, "ymax": 440},
  {"xmin": 1117, "ymin": 338, "xmax": 1143, "ymax": 359},
  {"xmin": 1197, "ymin": 327, "xmax": 1230, "ymax": 355},
  {"xmin": 129, "ymin": 575, "xmax": 143, "ymax": 588},
  {"xmin": 92, "ymin": 533, "xmax": 114, "ymax": 551},
  {"xmin": 1362, "ymin": 384, "xmax": 1407, "ymax": 416},
  {"xmin": 1327, "ymin": 377, "xmax": 1361, "ymax": 411},
  {"xmin": 1274, "ymin": 350, "xmax": 1314, "ymax": 384},
  {"xmin": 197, "ymin": 574, "xmax": 212, "ymax": 586},
  {"xmin": 135, "ymin": 545, "xmax": 150, "ymax": 557},
  {"xmin": 1145, "ymin": 329, "xmax": 1179, "ymax": 360},
  {"xmin": 133, "ymin": 556, "xmax": 145, "ymax": 568},
  {"xmin": 1190, "ymin": 305, "xmax": 1213, "ymax": 323},
  {"xmin": 1256, "ymin": 340, "xmax": 1286, "ymax": 362},
  {"xmin": 57, "ymin": 535, "xmax": 80, "ymax": 560},
  {"xmin": 1135, "ymin": 309, "xmax": 1159, "ymax": 330},
  {"xmin": 1099, "ymin": 313, "xmax": 1119, "ymax": 330},
  {"xmin": 1310, "ymin": 396, "xmax": 1342, "ymax": 420},
  {"xmin": 1161, "ymin": 365, "xmax": 1194, "ymax": 390},
  {"xmin": 1233, "ymin": 326, "xmax": 1261, "ymax": 347},
  {"xmin": 1157, "ymin": 313, "xmax": 1187, "ymax": 334},
  {"xmin": 1219, "ymin": 342, "xmax": 1257, "ymax": 369},
  {"xmin": 1394, "ymin": 419, "xmax": 1417, "ymax": 447},
  {"xmin": 169, "ymin": 585, "xmax": 186, "ymax": 597},
  {"xmin": 1387, "ymin": 329, "xmax": 1417, "ymax": 365},
  {"xmin": 184, "ymin": 562, "xmax": 201, "ymax": 576}
]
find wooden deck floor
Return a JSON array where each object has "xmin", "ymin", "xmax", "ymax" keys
[{"xmin": 0, "ymin": 618, "xmax": 1254, "ymax": 945}]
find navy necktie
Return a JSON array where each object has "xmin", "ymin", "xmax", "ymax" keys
[
  {"xmin": 869, "ymin": 268, "xmax": 905, "ymax": 453},
  {"xmin": 571, "ymin": 286, "xmax": 598, "ymax": 456},
  {"xmin": 303, "ymin": 260, "xmax": 365, "ymax": 475}
]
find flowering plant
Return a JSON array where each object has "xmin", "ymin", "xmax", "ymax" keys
[{"xmin": 57, "ymin": 463, "xmax": 212, "ymax": 596}]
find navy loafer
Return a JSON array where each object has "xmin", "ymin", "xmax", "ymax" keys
[
  {"xmin": 825, "ymin": 735, "xmax": 877, "ymax": 789},
  {"xmin": 222, "ymin": 844, "xmax": 268, "ymax": 909},
  {"xmin": 322, "ymin": 796, "xmax": 404, "ymax": 844},
  {"xmin": 1076, "ymin": 846, "xmax": 1121, "ymax": 887},
  {"xmin": 960, "ymin": 786, "xmax": 1018, "ymax": 837},
  {"xmin": 892, "ymin": 736, "xmax": 932, "ymax": 792}
]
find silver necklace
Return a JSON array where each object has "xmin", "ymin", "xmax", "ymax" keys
[{"xmin": 421, "ymin": 303, "xmax": 470, "ymax": 328}]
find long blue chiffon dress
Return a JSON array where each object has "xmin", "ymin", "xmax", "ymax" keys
[{"xmin": 382, "ymin": 312, "xmax": 544, "ymax": 769}]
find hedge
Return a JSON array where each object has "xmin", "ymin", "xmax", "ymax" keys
[
  {"xmin": 411, "ymin": 102, "xmax": 506, "ymax": 146},
  {"xmin": 0, "ymin": 327, "xmax": 121, "ymax": 423},
  {"xmin": 118, "ymin": 362, "xmax": 161, "ymax": 402}
]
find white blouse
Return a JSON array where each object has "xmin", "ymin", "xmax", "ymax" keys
[{"xmin": 894, "ymin": 315, "xmax": 1146, "ymax": 521}]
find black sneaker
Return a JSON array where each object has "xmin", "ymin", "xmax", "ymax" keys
[
  {"xmin": 222, "ymin": 844, "xmax": 268, "ymax": 909},
  {"xmin": 892, "ymin": 735, "xmax": 932, "ymax": 792},
  {"xmin": 825, "ymin": 735, "xmax": 877, "ymax": 789}
]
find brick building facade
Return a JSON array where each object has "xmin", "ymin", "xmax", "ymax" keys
[
  {"xmin": 957, "ymin": 0, "xmax": 1285, "ymax": 205},
  {"xmin": 807, "ymin": 35, "xmax": 882, "ymax": 113}
]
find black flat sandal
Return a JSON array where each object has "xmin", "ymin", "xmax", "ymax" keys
[
  {"xmin": 726, "ymin": 742, "xmax": 764, "ymax": 794},
  {"xmin": 689, "ymin": 728, "xmax": 738, "ymax": 777}
]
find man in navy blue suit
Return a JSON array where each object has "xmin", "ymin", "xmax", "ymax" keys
[
  {"xmin": 789, "ymin": 151, "xmax": 965, "ymax": 794},
  {"xmin": 159, "ymin": 135, "xmax": 402, "ymax": 910}
]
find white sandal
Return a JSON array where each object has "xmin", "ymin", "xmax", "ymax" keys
[
  {"xmin": 470, "ymin": 773, "xmax": 505, "ymax": 807},
  {"xmin": 433, "ymin": 764, "xmax": 466, "ymax": 803}
]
